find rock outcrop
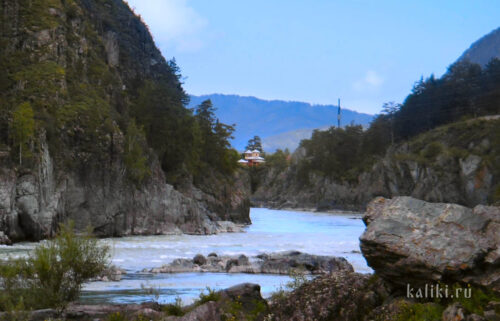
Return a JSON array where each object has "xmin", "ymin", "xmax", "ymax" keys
[
  {"xmin": 166, "ymin": 283, "xmax": 268, "ymax": 321},
  {"xmin": 146, "ymin": 251, "xmax": 354, "ymax": 275},
  {"xmin": 269, "ymin": 270, "xmax": 500, "ymax": 321},
  {"xmin": 0, "ymin": 137, "xmax": 249, "ymax": 241},
  {"xmin": 458, "ymin": 27, "xmax": 500, "ymax": 67},
  {"xmin": 0, "ymin": 0, "xmax": 251, "ymax": 242},
  {"xmin": 360, "ymin": 197, "xmax": 500, "ymax": 293},
  {"xmin": 269, "ymin": 271, "xmax": 390, "ymax": 321}
]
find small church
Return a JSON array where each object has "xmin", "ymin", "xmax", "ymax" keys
[{"xmin": 238, "ymin": 149, "xmax": 265, "ymax": 166}]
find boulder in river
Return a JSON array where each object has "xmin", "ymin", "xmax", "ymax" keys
[
  {"xmin": 360, "ymin": 196, "xmax": 500, "ymax": 292},
  {"xmin": 148, "ymin": 251, "xmax": 354, "ymax": 275}
]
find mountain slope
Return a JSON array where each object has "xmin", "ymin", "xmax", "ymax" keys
[
  {"xmin": 0, "ymin": 0, "xmax": 249, "ymax": 243},
  {"xmin": 458, "ymin": 27, "xmax": 500, "ymax": 67},
  {"xmin": 189, "ymin": 94, "xmax": 373, "ymax": 151},
  {"xmin": 253, "ymin": 117, "xmax": 500, "ymax": 210}
]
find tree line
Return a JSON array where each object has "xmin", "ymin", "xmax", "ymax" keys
[
  {"xmin": 268, "ymin": 58, "xmax": 500, "ymax": 183},
  {"xmin": 0, "ymin": 0, "xmax": 239, "ymax": 189}
]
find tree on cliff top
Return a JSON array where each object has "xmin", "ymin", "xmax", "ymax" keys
[{"xmin": 195, "ymin": 99, "xmax": 239, "ymax": 177}]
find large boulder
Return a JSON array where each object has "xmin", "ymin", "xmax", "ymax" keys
[
  {"xmin": 270, "ymin": 271, "xmax": 390, "ymax": 321},
  {"xmin": 360, "ymin": 197, "xmax": 500, "ymax": 292}
]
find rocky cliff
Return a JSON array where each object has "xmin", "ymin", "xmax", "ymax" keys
[
  {"xmin": 458, "ymin": 27, "xmax": 500, "ymax": 67},
  {"xmin": 0, "ymin": 136, "xmax": 250, "ymax": 242},
  {"xmin": 252, "ymin": 117, "xmax": 500, "ymax": 211},
  {"xmin": 0, "ymin": 0, "xmax": 250, "ymax": 243}
]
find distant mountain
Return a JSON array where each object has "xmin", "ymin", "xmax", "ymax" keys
[
  {"xmin": 458, "ymin": 27, "xmax": 500, "ymax": 67},
  {"xmin": 188, "ymin": 94, "xmax": 374, "ymax": 151}
]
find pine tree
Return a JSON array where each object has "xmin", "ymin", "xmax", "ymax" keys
[
  {"xmin": 11, "ymin": 102, "xmax": 35, "ymax": 166},
  {"xmin": 245, "ymin": 135, "xmax": 263, "ymax": 152},
  {"xmin": 124, "ymin": 120, "xmax": 150, "ymax": 187}
]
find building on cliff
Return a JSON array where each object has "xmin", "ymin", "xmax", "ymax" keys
[{"xmin": 239, "ymin": 150, "xmax": 265, "ymax": 166}]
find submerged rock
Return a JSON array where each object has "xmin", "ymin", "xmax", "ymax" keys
[
  {"xmin": 90, "ymin": 265, "xmax": 127, "ymax": 282},
  {"xmin": 0, "ymin": 231, "xmax": 11, "ymax": 245},
  {"xmin": 360, "ymin": 196, "xmax": 500, "ymax": 292},
  {"xmin": 148, "ymin": 251, "xmax": 353, "ymax": 275}
]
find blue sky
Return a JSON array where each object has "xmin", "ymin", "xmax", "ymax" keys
[{"xmin": 125, "ymin": 0, "xmax": 500, "ymax": 114}]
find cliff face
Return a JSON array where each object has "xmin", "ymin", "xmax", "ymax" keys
[
  {"xmin": 0, "ymin": 136, "xmax": 250, "ymax": 242},
  {"xmin": 253, "ymin": 117, "xmax": 500, "ymax": 211},
  {"xmin": 0, "ymin": 0, "xmax": 250, "ymax": 242}
]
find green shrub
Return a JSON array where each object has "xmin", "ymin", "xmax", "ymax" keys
[
  {"xmin": 197, "ymin": 287, "xmax": 221, "ymax": 305},
  {"xmin": 447, "ymin": 147, "xmax": 469, "ymax": 159},
  {"xmin": 0, "ymin": 221, "xmax": 110, "ymax": 312},
  {"xmin": 18, "ymin": 0, "xmax": 62, "ymax": 31},
  {"xmin": 396, "ymin": 302, "xmax": 444, "ymax": 321},
  {"xmin": 162, "ymin": 297, "xmax": 184, "ymax": 316},
  {"xmin": 247, "ymin": 299, "xmax": 268, "ymax": 321},
  {"xmin": 269, "ymin": 286, "xmax": 288, "ymax": 304},
  {"xmin": 452, "ymin": 284, "xmax": 499, "ymax": 315},
  {"xmin": 420, "ymin": 142, "xmax": 444, "ymax": 160},
  {"xmin": 124, "ymin": 120, "xmax": 150, "ymax": 187},
  {"xmin": 286, "ymin": 268, "xmax": 308, "ymax": 291},
  {"xmin": 105, "ymin": 312, "xmax": 128, "ymax": 321}
]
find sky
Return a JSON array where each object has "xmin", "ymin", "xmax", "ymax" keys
[{"xmin": 125, "ymin": 0, "xmax": 500, "ymax": 114}]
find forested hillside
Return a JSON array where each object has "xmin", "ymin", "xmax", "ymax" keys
[
  {"xmin": 253, "ymin": 58, "xmax": 500, "ymax": 210},
  {"xmin": 0, "ymin": 0, "xmax": 249, "ymax": 242},
  {"xmin": 295, "ymin": 59, "xmax": 500, "ymax": 182}
]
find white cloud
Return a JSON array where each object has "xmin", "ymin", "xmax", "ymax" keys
[
  {"xmin": 353, "ymin": 70, "xmax": 384, "ymax": 92},
  {"xmin": 125, "ymin": 0, "xmax": 207, "ymax": 53}
]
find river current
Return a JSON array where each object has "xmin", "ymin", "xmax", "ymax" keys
[{"xmin": 0, "ymin": 208, "xmax": 370, "ymax": 304}]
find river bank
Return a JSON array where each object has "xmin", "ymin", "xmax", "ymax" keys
[
  {"xmin": 0, "ymin": 208, "xmax": 369, "ymax": 305},
  {"xmin": 1, "ymin": 198, "xmax": 499, "ymax": 321}
]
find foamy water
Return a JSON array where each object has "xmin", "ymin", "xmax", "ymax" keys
[{"xmin": 0, "ymin": 208, "xmax": 370, "ymax": 304}]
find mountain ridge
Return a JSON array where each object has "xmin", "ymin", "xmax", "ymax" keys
[
  {"xmin": 458, "ymin": 27, "xmax": 500, "ymax": 67},
  {"xmin": 189, "ymin": 94, "xmax": 374, "ymax": 151}
]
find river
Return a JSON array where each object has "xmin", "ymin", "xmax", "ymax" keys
[{"xmin": 0, "ymin": 208, "xmax": 370, "ymax": 304}]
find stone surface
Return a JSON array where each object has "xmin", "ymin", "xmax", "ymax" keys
[
  {"xmin": 360, "ymin": 197, "xmax": 500, "ymax": 292},
  {"xmin": 166, "ymin": 283, "xmax": 268, "ymax": 321},
  {"xmin": 443, "ymin": 303, "xmax": 466, "ymax": 321},
  {"xmin": 0, "ymin": 133, "xmax": 250, "ymax": 241},
  {"xmin": 193, "ymin": 254, "xmax": 207, "ymax": 266},
  {"xmin": 269, "ymin": 271, "xmax": 390, "ymax": 321},
  {"xmin": 147, "ymin": 251, "xmax": 354, "ymax": 275},
  {"xmin": 90, "ymin": 265, "xmax": 127, "ymax": 282}
]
